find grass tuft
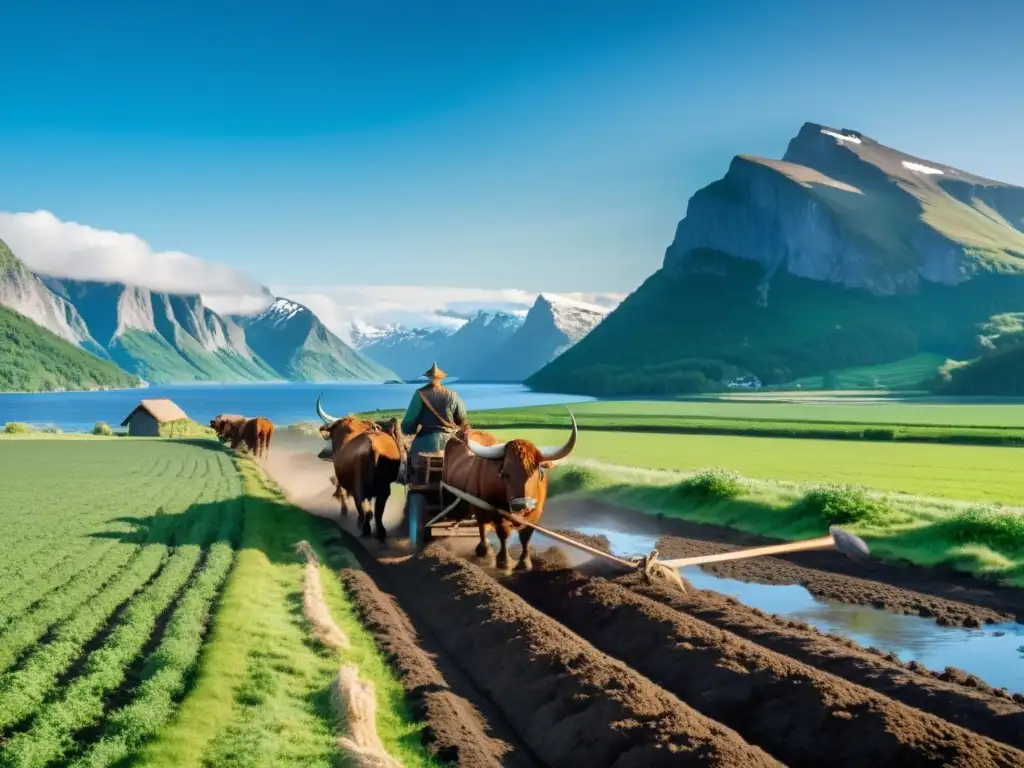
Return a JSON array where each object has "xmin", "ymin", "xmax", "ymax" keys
[{"xmin": 940, "ymin": 504, "xmax": 1024, "ymax": 553}]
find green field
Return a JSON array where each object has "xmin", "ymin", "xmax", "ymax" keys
[
  {"xmin": 790, "ymin": 353, "xmax": 947, "ymax": 390},
  {"xmin": 0, "ymin": 438, "xmax": 432, "ymax": 767},
  {"xmin": 489, "ymin": 396, "xmax": 1024, "ymax": 428},
  {"xmin": 490, "ymin": 427, "xmax": 1024, "ymax": 505},
  {"xmin": 355, "ymin": 394, "xmax": 1024, "ymax": 448}
]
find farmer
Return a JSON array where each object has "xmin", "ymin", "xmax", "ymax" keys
[{"xmin": 400, "ymin": 362, "xmax": 469, "ymax": 483}]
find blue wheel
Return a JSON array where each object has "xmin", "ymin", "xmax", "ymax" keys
[{"xmin": 408, "ymin": 493, "xmax": 427, "ymax": 554}]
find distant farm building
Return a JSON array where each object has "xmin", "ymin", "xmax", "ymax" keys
[{"xmin": 120, "ymin": 398, "xmax": 189, "ymax": 437}]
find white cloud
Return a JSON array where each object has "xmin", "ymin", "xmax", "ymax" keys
[
  {"xmin": 210, "ymin": 284, "xmax": 627, "ymax": 343},
  {"xmin": 0, "ymin": 210, "xmax": 266, "ymax": 296},
  {"xmin": 0, "ymin": 210, "xmax": 627, "ymax": 340}
]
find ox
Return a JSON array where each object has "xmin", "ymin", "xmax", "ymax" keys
[
  {"xmin": 316, "ymin": 395, "xmax": 407, "ymax": 539},
  {"xmin": 209, "ymin": 414, "xmax": 245, "ymax": 443},
  {"xmin": 213, "ymin": 415, "xmax": 275, "ymax": 461},
  {"xmin": 440, "ymin": 410, "xmax": 578, "ymax": 571}
]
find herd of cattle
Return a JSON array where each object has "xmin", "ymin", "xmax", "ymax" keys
[{"xmin": 209, "ymin": 397, "xmax": 580, "ymax": 571}]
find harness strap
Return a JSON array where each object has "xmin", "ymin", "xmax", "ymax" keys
[{"xmin": 418, "ymin": 390, "xmax": 457, "ymax": 431}]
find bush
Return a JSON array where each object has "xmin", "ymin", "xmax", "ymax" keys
[
  {"xmin": 41, "ymin": 425, "xmax": 62, "ymax": 434},
  {"xmin": 3, "ymin": 422, "xmax": 36, "ymax": 434},
  {"xmin": 797, "ymin": 483, "xmax": 892, "ymax": 526},
  {"xmin": 862, "ymin": 428, "xmax": 896, "ymax": 441},
  {"xmin": 676, "ymin": 468, "xmax": 746, "ymax": 500},
  {"xmin": 547, "ymin": 465, "xmax": 604, "ymax": 496},
  {"xmin": 941, "ymin": 504, "xmax": 1024, "ymax": 552},
  {"xmin": 92, "ymin": 421, "xmax": 114, "ymax": 436}
]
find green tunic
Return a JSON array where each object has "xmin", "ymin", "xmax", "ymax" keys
[{"xmin": 401, "ymin": 384, "xmax": 468, "ymax": 458}]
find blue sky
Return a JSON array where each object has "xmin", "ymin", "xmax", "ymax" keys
[{"xmin": 1, "ymin": 0, "xmax": 1022, "ymax": 303}]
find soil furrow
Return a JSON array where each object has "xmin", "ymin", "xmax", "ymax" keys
[
  {"xmin": 339, "ymin": 567, "xmax": 536, "ymax": 768},
  {"xmin": 379, "ymin": 543, "xmax": 782, "ymax": 767},
  {"xmin": 616, "ymin": 570, "xmax": 1024, "ymax": 747},
  {"xmin": 507, "ymin": 566, "xmax": 1024, "ymax": 768}
]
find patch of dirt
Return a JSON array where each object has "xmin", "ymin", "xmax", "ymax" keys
[{"xmin": 507, "ymin": 566, "xmax": 1024, "ymax": 767}]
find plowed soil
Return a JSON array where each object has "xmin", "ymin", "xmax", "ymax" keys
[
  {"xmin": 550, "ymin": 498, "xmax": 1024, "ymax": 627},
  {"xmin": 268, "ymin": 449, "xmax": 1024, "ymax": 767}
]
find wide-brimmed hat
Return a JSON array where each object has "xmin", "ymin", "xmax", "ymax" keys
[{"xmin": 423, "ymin": 361, "xmax": 447, "ymax": 379}]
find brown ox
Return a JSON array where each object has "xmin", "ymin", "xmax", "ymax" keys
[
  {"xmin": 440, "ymin": 410, "xmax": 578, "ymax": 571},
  {"xmin": 315, "ymin": 394, "xmax": 406, "ymax": 516},
  {"xmin": 209, "ymin": 414, "xmax": 246, "ymax": 443},
  {"xmin": 217, "ymin": 416, "xmax": 275, "ymax": 460},
  {"xmin": 316, "ymin": 394, "xmax": 407, "ymax": 538}
]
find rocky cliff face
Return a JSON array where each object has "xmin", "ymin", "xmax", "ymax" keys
[
  {"xmin": 664, "ymin": 122, "xmax": 1024, "ymax": 299},
  {"xmin": 240, "ymin": 298, "xmax": 396, "ymax": 382},
  {"xmin": 0, "ymin": 239, "xmax": 105, "ymax": 356},
  {"xmin": 529, "ymin": 123, "xmax": 1024, "ymax": 396}
]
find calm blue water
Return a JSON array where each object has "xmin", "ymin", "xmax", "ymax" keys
[{"xmin": 0, "ymin": 383, "xmax": 594, "ymax": 433}]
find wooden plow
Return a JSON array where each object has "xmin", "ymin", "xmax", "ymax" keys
[{"xmin": 437, "ymin": 482, "xmax": 870, "ymax": 592}]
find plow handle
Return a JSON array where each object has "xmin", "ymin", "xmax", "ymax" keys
[{"xmin": 656, "ymin": 535, "xmax": 835, "ymax": 570}]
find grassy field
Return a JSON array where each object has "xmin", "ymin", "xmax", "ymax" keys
[
  {"xmin": 358, "ymin": 393, "xmax": 1024, "ymax": 447},
  {"xmin": 484, "ymin": 395, "xmax": 1024, "ymax": 428},
  {"xmin": 790, "ymin": 353, "xmax": 947, "ymax": 390},
  {"xmin": 490, "ymin": 427, "xmax": 1024, "ymax": 505},
  {"xmin": 548, "ymin": 462, "xmax": 1024, "ymax": 586},
  {"xmin": 0, "ymin": 437, "xmax": 434, "ymax": 767}
]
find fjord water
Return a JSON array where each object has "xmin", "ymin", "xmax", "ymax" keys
[{"xmin": 0, "ymin": 382, "xmax": 594, "ymax": 432}]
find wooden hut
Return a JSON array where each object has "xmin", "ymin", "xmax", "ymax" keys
[{"xmin": 120, "ymin": 398, "xmax": 189, "ymax": 437}]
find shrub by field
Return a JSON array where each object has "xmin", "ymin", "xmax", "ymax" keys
[{"xmin": 0, "ymin": 439, "xmax": 434, "ymax": 767}]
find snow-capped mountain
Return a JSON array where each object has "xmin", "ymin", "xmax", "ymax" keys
[
  {"xmin": 233, "ymin": 298, "xmax": 396, "ymax": 382},
  {"xmin": 354, "ymin": 296, "xmax": 609, "ymax": 382},
  {"xmin": 463, "ymin": 294, "xmax": 610, "ymax": 381}
]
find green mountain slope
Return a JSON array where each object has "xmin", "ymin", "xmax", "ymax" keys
[
  {"xmin": 0, "ymin": 305, "xmax": 140, "ymax": 393},
  {"xmin": 240, "ymin": 299, "xmax": 397, "ymax": 381},
  {"xmin": 43, "ymin": 278, "xmax": 281, "ymax": 385},
  {"xmin": 530, "ymin": 123, "xmax": 1024, "ymax": 396}
]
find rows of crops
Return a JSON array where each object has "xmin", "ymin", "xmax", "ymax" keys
[
  {"xmin": 0, "ymin": 441, "xmax": 242, "ymax": 766},
  {"xmin": 0, "ymin": 438, "xmax": 432, "ymax": 767}
]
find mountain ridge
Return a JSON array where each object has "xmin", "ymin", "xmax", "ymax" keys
[
  {"xmin": 529, "ymin": 123, "xmax": 1024, "ymax": 396},
  {"xmin": 1, "ymin": 236, "xmax": 395, "ymax": 388}
]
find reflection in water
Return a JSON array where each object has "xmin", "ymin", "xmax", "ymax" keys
[{"xmin": 572, "ymin": 525, "xmax": 1024, "ymax": 694}]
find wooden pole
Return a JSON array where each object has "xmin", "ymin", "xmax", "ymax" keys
[{"xmin": 656, "ymin": 535, "xmax": 836, "ymax": 570}]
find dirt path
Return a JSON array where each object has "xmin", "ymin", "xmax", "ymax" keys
[{"xmin": 266, "ymin": 447, "xmax": 1024, "ymax": 766}]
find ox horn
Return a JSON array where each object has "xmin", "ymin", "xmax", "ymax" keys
[
  {"xmin": 467, "ymin": 439, "xmax": 507, "ymax": 460},
  {"xmin": 316, "ymin": 393, "xmax": 336, "ymax": 425},
  {"xmin": 537, "ymin": 407, "xmax": 578, "ymax": 462}
]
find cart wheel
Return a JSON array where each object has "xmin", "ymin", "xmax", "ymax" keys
[{"xmin": 408, "ymin": 493, "xmax": 427, "ymax": 554}]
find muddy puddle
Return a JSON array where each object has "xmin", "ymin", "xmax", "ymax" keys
[{"xmin": 568, "ymin": 523, "xmax": 1024, "ymax": 694}]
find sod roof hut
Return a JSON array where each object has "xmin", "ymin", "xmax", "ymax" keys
[{"xmin": 120, "ymin": 398, "xmax": 189, "ymax": 437}]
